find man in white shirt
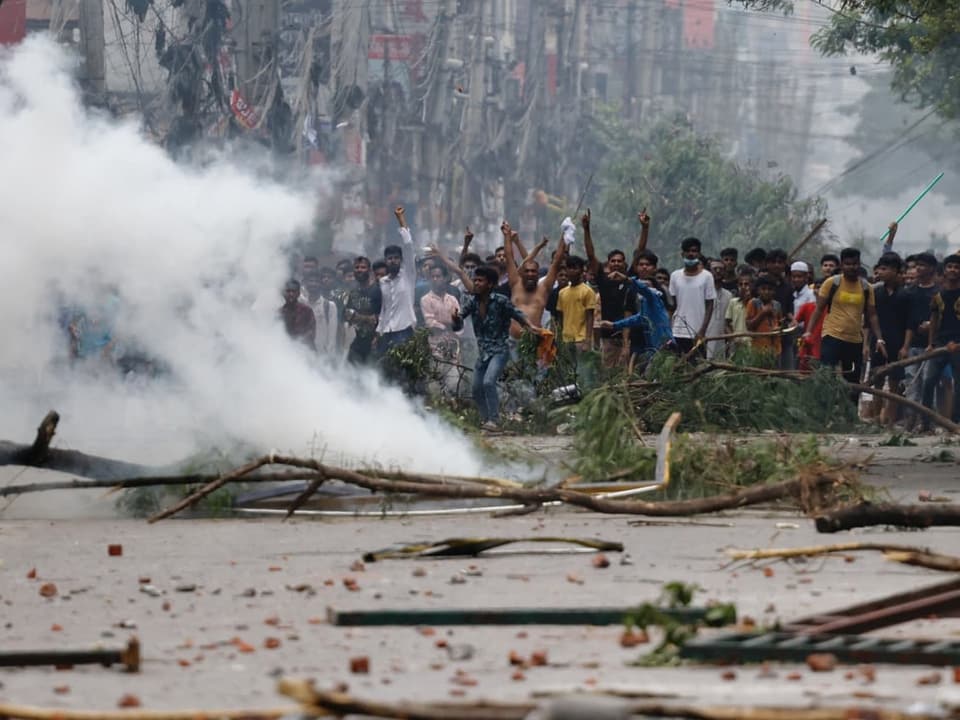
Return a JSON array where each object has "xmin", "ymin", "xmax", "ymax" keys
[
  {"xmin": 302, "ymin": 267, "xmax": 340, "ymax": 355},
  {"xmin": 375, "ymin": 206, "xmax": 417, "ymax": 359},
  {"xmin": 669, "ymin": 237, "xmax": 716, "ymax": 358}
]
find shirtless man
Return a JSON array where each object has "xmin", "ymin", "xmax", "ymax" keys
[{"xmin": 502, "ymin": 221, "xmax": 565, "ymax": 339}]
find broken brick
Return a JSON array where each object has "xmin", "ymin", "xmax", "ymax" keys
[
  {"xmin": 591, "ymin": 554, "xmax": 610, "ymax": 569},
  {"xmin": 350, "ymin": 656, "xmax": 370, "ymax": 674},
  {"xmin": 620, "ymin": 629, "xmax": 649, "ymax": 647},
  {"xmin": 26, "ymin": 568, "xmax": 37, "ymax": 580},
  {"xmin": 530, "ymin": 650, "xmax": 548, "ymax": 666},
  {"xmin": 39, "ymin": 583, "xmax": 57, "ymax": 598},
  {"xmin": 721, "ymin": 670, "xmax": 737, "ymax": 681},
  {"xmin": 806, "ymin": 653, "xmax": 837, "ymax": 672},
  {"xmin": 763, "ymin": 567, "xmax": 775, "ymax": 578},
  {"xmin": 53, "ymin": 686, "xmax": 70, "ymax": 695},
  {"xmin": 917, "ymin": 672, "xmax": 941, "ymax": 685},
  {"xmin": 117, "ymin": 694, "xmax": 140, "ymax": 708},
  {"xmin": 263, "ymin": 637, "xmax": 281, "ymax": 649},
  {"xmin": 108, "ymin": 544, "xmax": 123, "ymax": 557}
]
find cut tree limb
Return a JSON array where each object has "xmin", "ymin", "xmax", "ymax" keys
[
  {"xmin": 868, "ymin": 343, "xmax": 959, "ymax": 384},
  {"xmin": 848, "ymin": 383, "xmax": 960, "ymax": 434},
  {"xmin": 149, "ymin": 453, "xmax": 851, "ymax": 522},
  {"xmin": 884, "ymin": 550, "xmax": 960, "ymax": 572},
  {"xmin": 0, "ymin": 705, "xmax": 301, "ymax": 720},
  {"xmin": 283, "ymin": 471, "xmax": 327, "ymax": 520},
  {"xmin": 816, "ymin": 501, "xmax": 960, "ymax": 533},
  {"xmin": 727, "ymin": 542, "xmax": 960, "ymax": 572},
  {"xmin": 146, "ymin": 455, "xmax": 276, "ymax": 523}
]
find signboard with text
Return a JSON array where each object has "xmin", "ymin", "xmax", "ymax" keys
[{"xmin": 0, "ymin": 0, "xmax": 27, "ymax": 45}]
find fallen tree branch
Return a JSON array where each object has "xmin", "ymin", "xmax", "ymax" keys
[
  {"xmin": 149, "ymin": 453, "xmax": 851, "ymax": 522},
  {"xmin": 0, "ymin": 471, "xmax": 329, "ymax": 498},
  {"xmin": 868, "ymin": 343, "xmax": 959, "ymax": 384},
  {"xmin": 848, "ymin": 382, "xmax": 960, "ymax": 434},
  {"xmin": 277, "ymin": 678, "xmax": 939, "ymax": 720},
  {"xmin": 727, "ymin": 542, "xmax": 960, "ymax": 572},
  {"xmin": 726, "ymin": 542, "xmax": 933, "ymax": 561},
  {"xmin": 284, "ymin": 471, "xmax": 327, "ymax": 520},
  {"xmin": 816, "ymin": 501, "xmax": 960, "ymax": 533},
  {"xmin": 14, "ymin": 410, "xmax": 60, "ymax": 466},
  {"xmin": 705, "ymin": 361, "xmax": 807, "ymax": 379},
  {"xmin": 702, "ymin": 325, "xmax": 799, "ymax": 344},
  {"xmin": 0, "ymin": 706, "xmax": 300, "ymax": 720},
  {"xmin": 884, "ymin": 549, "xmax": 960, "ymax": 572},
  {"xmin": 147, "ymin": 455, "xmax": 276, "ymax": 522}
]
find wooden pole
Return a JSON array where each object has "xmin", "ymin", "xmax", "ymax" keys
[{"xmin": 788, "ymin": 218, "xmax": 827, "ymax": 261}]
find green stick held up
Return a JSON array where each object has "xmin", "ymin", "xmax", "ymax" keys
[{"xmin": 879, "ymin": 171, "xmax": 944, "ymax": 242}]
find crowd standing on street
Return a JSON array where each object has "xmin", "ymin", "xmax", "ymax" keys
[{"xmin": 61, "ymin": 206, "xmax": 960, "ymax": 432}]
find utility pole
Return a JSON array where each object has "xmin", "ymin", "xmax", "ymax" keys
[
  {"xmin": 420, "ymin": 0, "xmax": 457, "ymax": 238},
  {"xmin": 625, "ymin": 0, "xmax": 636, "ymax": 120},
  {"xmin": 457, "ymin": 0, "xmax": 487, "ymax": 230},
  {"xmin": 78, "ymin": 0, "xmax": 105, "ymax": 99}
]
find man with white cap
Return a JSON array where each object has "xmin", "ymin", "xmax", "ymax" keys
[{"xmin": 791, "ymin": 261, "xmax": 816, "ymax": 310}]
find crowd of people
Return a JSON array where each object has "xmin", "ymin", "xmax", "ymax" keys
[
  {"xmin": 280, "ymin": 207, "xmax": 960, "ymax": 431},
  {"xmin": 60, "ymin": 204, "xmax": 958, "ymax": 432}
]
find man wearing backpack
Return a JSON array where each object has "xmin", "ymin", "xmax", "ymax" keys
[{"xmin": 802, "ymin": 248, "xmax": 886, "ymax": 390}]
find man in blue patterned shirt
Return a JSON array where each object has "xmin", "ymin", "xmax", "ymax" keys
[{"xmin": 446, "ymin": 264, "xmax": 539, "ymax": 430}]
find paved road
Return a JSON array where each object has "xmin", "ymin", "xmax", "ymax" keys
[{"xmin": 1, "ymin": 434, "xmax": 958, "ymax": 715}]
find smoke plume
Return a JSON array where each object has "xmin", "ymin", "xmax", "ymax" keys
[{"xmin": 0, "ymin": 37, "xmax": 480, "ymax": 474}]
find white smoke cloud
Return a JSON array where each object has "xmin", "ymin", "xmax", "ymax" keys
[{"xmin": 0, "ymin": 37, "xmax": 481, "ymax": 474}]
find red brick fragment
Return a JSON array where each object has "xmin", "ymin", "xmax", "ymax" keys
[
  {"xmin": 117, "ymin": 694, "xmax": 140, "ymax": 708},
  {"xmin": 806, "ymin": 653, "xmax": 837, "ymax": 672}
]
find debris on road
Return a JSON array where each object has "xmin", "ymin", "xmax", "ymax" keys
[
  {"xmin": 0, "ymin": 638, "xmax": 140, "ymax": 672},
  {"xmin": 363, "ymin": 536, "xmax": 623, "ymax": 561}
]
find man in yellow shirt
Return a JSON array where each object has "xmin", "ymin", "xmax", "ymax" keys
[
  {"xmin": 556, "ymin": 256, "xmax": 597, "ymax": 350},
  {"xmin": 802, "ymin": 247, "xmax": 886, "ymax": 390}
]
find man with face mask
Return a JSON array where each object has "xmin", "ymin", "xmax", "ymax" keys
[
  {"xmin": 343, "ymin": 255, "xmax": 382, "ymax": 365},
  {"xmin": 581, "ymin": 208, "xmax": 637, "ymax": 367},
  {"xmin": 669, "ymin": 237, "xmax": 716, "ymax": 358}
]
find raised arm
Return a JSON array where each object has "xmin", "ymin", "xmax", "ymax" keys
[
  {"xmin": 882, "ymin": 221, "xmax": 897, "ymax": 255},
  {"xmin": 458, "ymin": 226, "xmax": 474, "ymax": 267},
  {"xmin": 636, "ymin": 209, "xmax": 650, "ymax": 253},
  {"xmin": 503, "ymin": 222, "xmax": 520, "ymax": 288},
  {"xmin": 429, "ymin": 246, "xmax": 474, "ymax": 293},
  {"xmin": 581, "ymin": 208, "xmax": 599, "ymax": 275},
  {"xmin": 542, "ymin": 238, "xmax": 567, "ymax": 291},
  {"xmin": 521, "ymin": 234, "xmax": 549, "ymax": 266},
  {"xmin": 394, "ymin": 206, "xmax": 415, "ymax": 277}
]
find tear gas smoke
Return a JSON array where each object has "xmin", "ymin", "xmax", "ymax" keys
[{"xmin": 0, "ymin": 37, "xmax": 481, "ymax": 474}]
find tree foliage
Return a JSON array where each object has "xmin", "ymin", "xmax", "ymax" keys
[
  {"xmin": 733, "ymin": 1, "xmax": 960, "ymax": 121},
  {"xmin": 586, "ymin": 111, "xmax": 827, "ymax": 259}
]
